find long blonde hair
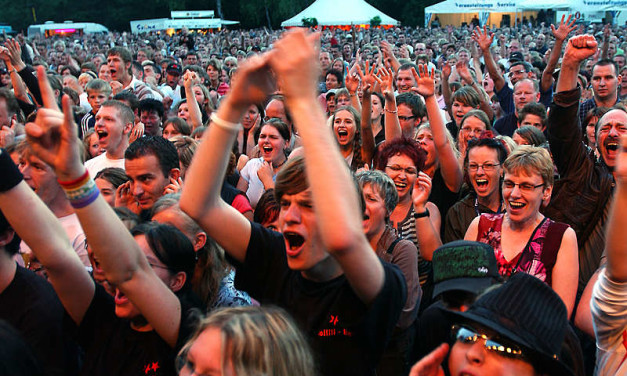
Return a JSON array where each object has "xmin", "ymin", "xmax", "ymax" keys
[{"xmin": 178, "ymin": 306, "xmax": 316, "ymax": 376}]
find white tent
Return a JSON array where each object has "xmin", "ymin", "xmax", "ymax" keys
[
  {"xmin": 281, "ymin": 0, "xmax": 399, "ymax": 27},
  {"xmin": 426, "ymin": 0, "xmax": 624, "ymax": 28}
]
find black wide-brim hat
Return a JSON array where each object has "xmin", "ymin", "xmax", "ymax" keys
[{"xmin": 445, "ymin": 273, "xmax": 574, "ymax": 376}]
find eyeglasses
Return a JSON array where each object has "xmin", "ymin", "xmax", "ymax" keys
[
  {"xmin": 386, "ymin": 165, "xmax": 418, "ymax": 175},
  {"xmin": 461, "ymin": 127, "xmax": 484, "ymax": 136},
  {"xmin": 398, "ymin": 115, "xmax": 416, "ymax": 122},
  {"xmin": 468, "ymin": 162, "xmax": 500, "ymax": 172},
  {"xmin": 509, "ymin": 69, "xmax": 525, "ymax": 76},
  {"xmin": 502, "ymin": 180, "xmax": 544, "ymax": 192},
  {"xmin": 452, "ymin": 326, "xmax": 524, "ymax": 359}
]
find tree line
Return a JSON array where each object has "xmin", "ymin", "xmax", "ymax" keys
[{"xmin": 0, "ymin": 0, "xmax": 438, "ymax": 33}]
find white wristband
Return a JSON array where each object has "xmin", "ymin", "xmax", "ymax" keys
[{"xmin": 210, "ymin": 113, "xmax": 241, "ymax": 133}]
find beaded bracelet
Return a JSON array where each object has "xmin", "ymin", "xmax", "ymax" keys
[
  {"xmin": 0, "ymin": 149, "xmax": 23, "ymax": 192},
  {"xmin": 210, "ymin": 113, "xmax": 242, "ymax": 133},
  {"xmin": 58, "ymin": 171, "xmax": 100, "ymax": 209},
  {"xmin": 384, "ymin": 108, "xmax": 398, "ymax": 113}
]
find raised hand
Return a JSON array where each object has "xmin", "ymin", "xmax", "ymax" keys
[
  {"xmin": 377, "ymin": 66, "xmax": 395, "ymax": 101},
  {"xmin": 411, "ymin": 64, "xmax": 436, "ymax": 98},
  {"xmin": 182, "ymin": 70, "xmax": 199, "ymax": 90},
  {"xmin": 472, "ymin": 26, "xmax": 494, "ymax": 52},
  {"xmin": 269, "ymin": 29, "xmax": 320, "ymax": 101},
  {"xmin": 345, "ymin": 65, "xmax": 361, "ymax": 94},
  {"xmin": 551, "ymin": 14, "xmax": 577, "ymax": 42},
  {"xmin": 441, "ymin": 62, "xmax": 452, "ymax": 80},
  {"xmin": 563, "ymin": 34, "xmax": 598, "ymax": 65},
  {"xmin": 359, "ymin": 60, "xmax": 382, "ymax": 89},
  {"xmin": 3, "ymin": 38, "xmax": 25, "ymax": 70},
  {"xmin": 409, "ymin": 343, "xmax": 448, "ymax": 376},
  {"xmin": 412, "ymin": 171, "xmax": 433, "ymax": 212},
  {"xmin": 456, "ymin": 60, "xmax": 474, "ymax": 85},
  {"xmin": 25, "ymin": 66, "xmax": 83, "ymax": 181}
]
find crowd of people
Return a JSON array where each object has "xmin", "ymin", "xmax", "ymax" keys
[{"xmin": 0, "ymin": 15, "xmax": 626, "ymax": 376}]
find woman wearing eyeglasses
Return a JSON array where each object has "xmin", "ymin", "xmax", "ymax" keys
[
  {"xmin": 465, "ymin": 146, "xmax": 578, "ymax": 317},
  {"xmin": 444, "ymin": 135, "xmax": 507, "ymax": 243},
  {"xmin": 456, "ymin": 110, "xmax": 492, "ymax": 168}
]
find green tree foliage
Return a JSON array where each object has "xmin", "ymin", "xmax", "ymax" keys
[{"xmin": 0, "ymin": 0, "xmax": 439, "ymax": 32}]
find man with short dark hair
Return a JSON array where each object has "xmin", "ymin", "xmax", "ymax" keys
[
  {"xmin": 396, "ymin": 92, "xmax": 425, "ymax": 138},
  {"xmin": 517, "ymin": 102, "xmax": 548, "ymax": 132},
  {"xmin": 396, "ymin": 64, "xmax": 418, "ymax": 94},
  {"xmin": 106, "ymin": 47, "xmax": 161, "ymax": 101},
  {"xmin": 138, "ymin": 99, "xmax": 164, "ymax": 137},
  {"xmin": 180, "ymin": 30, "xmax": 405, "ymax": 376},
  {"xmin": 578, "ymin": 59, "xmax": 622, "ymax": 125},
  {"xmin": 159, "ymin": 62, "xmax": 182, "ymax": 103},
  {"xmin": 124, "ymin": 136, "xmax": 180, "ymax": 214},
  {"xmin": 184, "ymin": 52, "xmax": 199, "ymax": 66},
  {"xmin": 546, "ymin": 34, "xmax": 627, "ymax": 305}
]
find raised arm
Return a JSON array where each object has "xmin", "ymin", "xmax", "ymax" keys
[
  {"xmin": 556, "ymin": 34, "xmax": 598, "ymax": 93},
  {"xmin": 457, "ymin": 61, "xmax": 494, "ymax": 121},
  {"xmin": 0, "ymin": 153, "xmax": 94, "ymax": 325},
  {"xmin": 345, "ymin": 64, "xmax": 362, "ymax": 112},
  {"xmin": 379, "ymin": 66, "xmax": 402, "ymax": 140},
  {"xmin": 606, "ymin": 133, "xmax": 627, "ymax": 282},
  {"xmin": 180, "ymin": 55, "xmax": 276, "ymax": 263},
  {"xmin": 441, "ymin": 62, "xmax": 454, "ymax": 120},
  {"xmin": 542, "ymin": 15, "xmax": 577, "ymax": 93},
  {"xmin": 472, "ymin": 26, "xmax": 506, "ymax": 92},
  {"xmin": 412, "ymin": 172, "xmax": 442, "ymax": 261},
  {"xmin": 270, "ymin": 29, "xmax": 385, "ymax": 304},
  {"xmin": 359, "ymin": 62, "xmax": 381, "ymax": 165},
  {"xmin": 25, "ymin": 67, "xmax": 182, "ymax": 347},
  {"xmin": 183, "ymin": 71, "xmax": 203, "ymax": 131},
  {"xmin": 0, "ymin": 40, "xmax": 31, "ymax": 105},
  {"xmin": 412, "ymin": 65, "xmax": 463, "ymax": 192}
]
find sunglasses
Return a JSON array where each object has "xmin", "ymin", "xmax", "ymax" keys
[{"xmin": 452, "ymin": 325, "xmax": 525, "ymax": 360}]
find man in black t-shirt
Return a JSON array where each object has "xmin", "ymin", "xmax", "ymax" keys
[{"xmin": 181, "ymin": 29, "xmax": 407, "ymax": 376}]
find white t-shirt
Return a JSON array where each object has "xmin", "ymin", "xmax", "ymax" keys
[
  {"xmin": 85, "ymin": 153, "xmax": 126, "ymax": 178},
  {"xmin": 591, "ymin": 268, "xmax": 627, "ymax": 375},
  {"xmin": 240, "ymin": 157, "xmax": 275, "ymax": 209}
]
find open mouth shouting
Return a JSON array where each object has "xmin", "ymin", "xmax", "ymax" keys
[
  {"xmin": 96, "ymin": 129, "xmax": 109, "ymax": 146},
  {"xmin": 604, "ymin": 137, "xmax": 620, "ymax": 163},
  {"xmin": 283, "ymin": 231, "xmax": 306, "ymax": 257},
  {"xmin": 262, "ymin": 145, "xmax": 274, "ymax": 156},
  {"xmin": 336, "ymin": 128, "xmax": 350, "ymax": 144}
]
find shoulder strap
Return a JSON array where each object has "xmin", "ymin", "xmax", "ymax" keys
[{"xmin": 386, "ymin": 237, "xmax": 402, "ymax": 255}]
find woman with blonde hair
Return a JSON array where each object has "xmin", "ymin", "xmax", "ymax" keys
[
  {"xmin": 177, "ymin": 306, "xmax": 316, "ymax": 376},
  {"xmin": 465, "ymin": 146, "xmax": 578, "ymax": 317}
]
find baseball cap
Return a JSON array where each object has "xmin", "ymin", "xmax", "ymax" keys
[
  {"xmin": 432, "ymin": 240, "xmax": 501, "ymax": 298},
  {"xmin": 166, "ymin": 63, "xmax": 182, "ymax": 75}
]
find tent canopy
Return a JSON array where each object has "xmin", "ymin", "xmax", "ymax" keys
[{"xmin": 281, "ymin": 0, "xmax": 399, "ymax": 27}]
